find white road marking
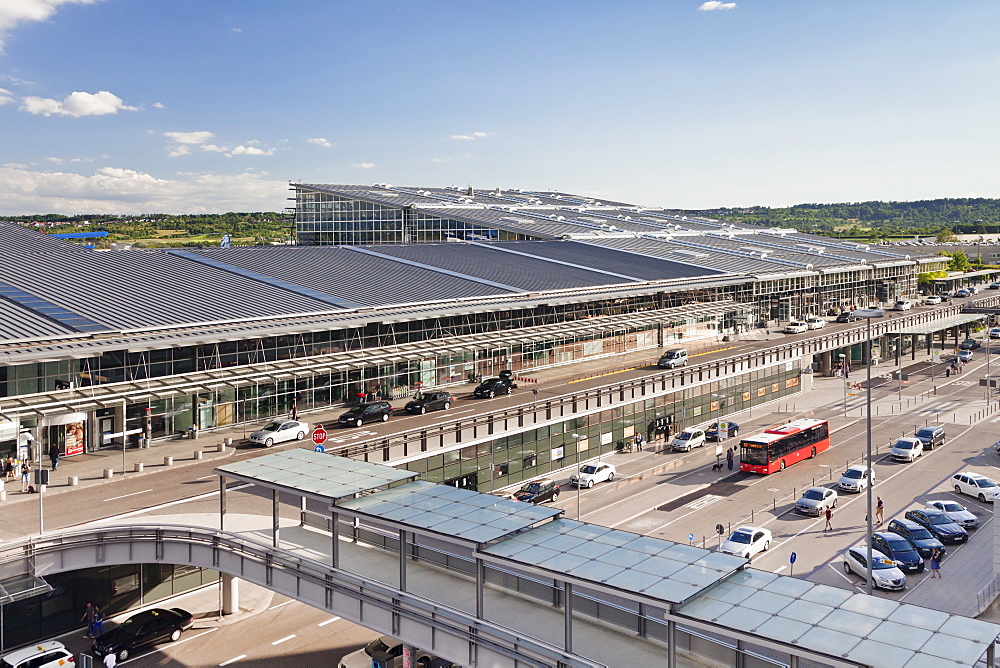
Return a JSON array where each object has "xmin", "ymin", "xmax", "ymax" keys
[
  {"xmin": 268, "ymin": 600, "xmax": 294, "ymax": 610},
  {"xmin": 220, "ymin": 655, "xmax": 246, "ymax": 666},
  {"xmin": 104, "ymin": 489, "xmax": 153, "ymax": 502},
  {"xmin": 272, "ymin": 634, "xmax": 296, "ymax": 645},
  {"xmin": 685, "ymin": 494, "xmax": 723, "ymax": 510},
  {"xmin": 608, "ymin": 483, "xmax": 709, "ymax": 528},
  {"xmin": 196, "ymin": 474, "xmax": 216, "ymax": 480},
  {"xmin": 127, "ymin": 628, "xmax": 217, "ymax": 663},
  {"xmin": 85, "ymin": 483, "xmax": 253, "ymax": 523},
  {"xmin": 828, "ymin": 562, "xmax": 862, "ymax": 588},
  {"xmin": 773, "ymin": 565, "xmax": 787, "ymax": 574},
  {"xmin": 318, "ymin": 616, "xmax": 341, "ymax": 626}
]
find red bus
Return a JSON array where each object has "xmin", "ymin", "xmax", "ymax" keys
[{"xmin": 739, "ymin": 418, "xmax": 831, "ymax": 474}]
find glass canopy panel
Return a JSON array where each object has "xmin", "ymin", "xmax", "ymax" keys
[
  {"xmin": 844, "ymin": 639, "xmax": 914, "ymax": 668},
  {"xmin": 755, "ymin": 616, "xmax": 812, "ymax": 644},
  {"xmin": 796, "ymin": 626, "xmax": 861, "ymax": 658},
  {"xmin": 867, "ymin": 621, "xmax": 932, "ymax": 652}
]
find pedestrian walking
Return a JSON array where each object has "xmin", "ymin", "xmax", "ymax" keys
[
  {"xmin": 48, "ymin": 443, "xmax": 59, "ymax": 471},
  {"xmin": 103, "ymin": 650, "xmax": 117, "ymax": 667},
  {"xmin": 20, "ymin": 460, "xmax": 30, "ymax": 492},
  {"xmin": 824, "ymin": 506, "xmax": 833, "ymax": 531},
  {"xmin": 930, "ymin": 548, "xmax": 942, "ymax": 578},
  {"xmin": 875, "ymin": 496, "xmax": 884, "ymax": 524},
  {"xmin": 946, "ymin": 366, "xmax": 951, "ymax": 378},
  {"xmin": 3, "ymin": 456, "xmax": 13, "ymax": 481},
  {"xmin": 91, "ymin": 604, "xmax": 104, "ymax": 638},
  {"xmin": 726, "ymin": 447, "xmax": 734, "ymax": 471},
  {"xmin": 81, "ymin": 602, "xmax": 95, "ymax": 638}
]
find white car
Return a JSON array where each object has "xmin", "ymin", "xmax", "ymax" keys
[
  {"xmin": 890, "ymin": 437, "xmax": 923, "ymax": 462},
  {"xmin": 952, "ymin": 472, "xmax": 1000, "ymax": 503},
  {"xmin": 838, "ymin": 465, "xmax": 874, "ymax": 493},
  {"xmin": 718, "ymin": 526, "xmax": 771, "ymax": 559},
  {"xmin": 569, "ymin": 462, "xmax": 617, "ymax": 488},
  {"xmin": 957, "ymin": 349, "xmax": 974, "ymax": 363},
  {"xmin": 923, "ymin": 296, "xmax": 942, "ymax": 305},
  {"xmin": 926, "ymin": 499, "xmax": 979, "ymax": 529},
  {"xmin": 805, "ymin": 315, "xmax": 826, "ymax": 330},
  {"xmin": 990, "ymin": 327, "xmax": 1000, "ymax": 339},
  {"xmin": 892, "ymin": 300, "xmax": 912, "ymax": 311},
  {"xmin": 339, "ymin": 636, "xmax": 451, "ymax": 668},
  {"xmin": 248, "ymin": 419, "xmax": 309, "ymax": 447},
  {"xmin": 842, "ymin": 546, "xmax": 907, "ymax": 591},
  {"xmin": 0, "ymin": 641, "xmax": 74, "ymax": 668},
  {"xmin": 783, "ymin": 321, "xmax": 808, "ymax": 334},
  {"xmin": 795, "ymin": 486, "xmax": 838, "ymax": 516},
  {"xmin": 671, "ymin": 428, "xmax": 707, "ymax": 452}
]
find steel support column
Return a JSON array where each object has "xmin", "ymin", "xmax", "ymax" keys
[
  {"xmin": 563, "ymin": 581, "xmax": 573, "ymax": 654},
  {"xmin": 399, "ymin": 529, "xmax": 407, "ymax": 592},
  {"xmin": 331, "ymin": 510, "xmax": 339, "ymax": 569},
  {"xmin": 476, "ymin": 558, "xmax": 485, "ymax": 619},
  {"xmin": 272, "ymin": 489, "xmax": 280, "ymax": 548},
  {"xmin": 219, "ymin": 475, "xmax": 226, "ymax": 533}
]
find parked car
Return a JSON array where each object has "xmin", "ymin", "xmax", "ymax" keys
[
  {"xmin": 0, "ymin": 641, "xmax": 74, "ymax": 668},
  {"xmin": 514, "ymin": 479, "xmax": 560, "ymax": 504},
  {"xmin": 904, "ymin": 508, "xmax": 968, "ymax": 544},
  {"xmin": 248, "ymin": 419, "xmax": 309, "ymax": 447},
  {"xmin": 890, "ymin": 437, "xmax": 923, "ymax": 462},
  {"xmin": 404, "ymin": 391, "xmax": 452, "ymax": 414},
  {"xmin": 473, "ymin": 377, "xmax": 516, "ymax": 398},
  {"xmin": 783, "ymin": 321, "xmax": 808, "ymax": 334},
  {"xmin": 835, "ymin": 312, "xmax": 861, "ymax": 323},
  {"xmin": 952, "ymin": 471, "xmax": 1000, "ymax": 502},
  {"xmin": 872, "ymin": 532, "xmax": 925, "ymax": 573},
  {"xmin": 959, "ymin": 338, "xmax": 981, "ymax": 350},
  {"xmin": 718, "ymin": 526, "xmax": 771, "ymax": 559},
  {"xmin": 92, "ymin": 607, "xmax": 193, "ymax": 663},
  {"xmin": 569, "ymin": 462, "xmax": 616, "ymax": 488},
  {"xmin": 913, "ymin": 425, "xmax": 945, "ymax": 449},
  {"xmin": 887, "ymin": 518, "xmax": 946, "ymax": 559},
  {"xmin": 706, "ymin": 420, "xmax": 739, "ymax": 440},
  {"xmin": 805, "ymin": 315, "xmax": 826, "ymax": 330},
  {"xmin": 671, "ymin": 427, "xmax": 707, "ymax": 452},
  {"xmin": 842, "ymin": 546, "xmax": 907, "ymax": 590},
  {"xmin": 926, "ymin": 499, "xmax": 979, "ymax": 529},
  {"xmin": 990, "ymin": 282, "xmax": 1000, "ymax": 290},
  {"xmin": 923, "ymin": 296, "xmax": 942, "ymax": 305},
  {"xmin": 337, "ymin": 401, "xmax": 392, "ymax": 427},
  {"xmin": 795, "ymin": 487, "xmax": 838, "ymax": 516},
  {"xmin": 957, "ymin": 349, "xmax": 974, "ymax": 363},
  {"xmin": 657, "ymin": 347, "xmax": 689, "ymax": 369},
  {"xmin": 838, "ymin": 465, "xmax": 874, "ymax": 493},
  {"xmin": 892, "ymin": 300, "xmax": 912, "ymax": 311},
  {"xmin": 955, "ymin": 289, "xmax": 970, "ymax": 298},
  {"xmin": 938, "ymin": 292, "xmax": 952, "ymax": 302},
  {"xmin": 339, "ymin": 636, "xmax": 455, "ymax": 668},
  {"xmin": 989, "ymin": 327, "xmax": 1000, "ymax": 339}
]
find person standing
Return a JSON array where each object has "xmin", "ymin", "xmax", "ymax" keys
[
  {"xmin": 875, "ymin": 496, "xmax": 884, "ymax": 524},
  {"xmin": 3, "ymin": 456, "xmax": 13, "ymax": 481},
  {"xmin": 81, "ymin": 602, "xmax": 95, "ymax": 638},
  {"xmin": 48, "ymin": 443, "xmax": 60, "ymax": 471},
  {"xmin": 824, "ymin": 506, "xmax": 833, "ymax": 532},
  {"xmin": 726, "ymin": 447, "xmax": 734, "ymax": 471},
  {"xmin": 103, "ymin": 650, "xmax": 117, "ymax": 667},
  {"xmin": 91, "ymin": 604, "xmax": 104, "ymax": 638},
  {"xmin": 930, "ymin": 548, "xmax": 942, "ymax": 578},
  {"xmin": 20, "ymin": 460, "xmax": 30, "ymax": 493}
]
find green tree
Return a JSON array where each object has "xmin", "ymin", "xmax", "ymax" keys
[
  {"xmin": 936, "ymin": 229, "xmax": 956, "ymax": 242},
  {"xmin": 939, "ymin": 250, "xmax": 971, "ymax": 272}
]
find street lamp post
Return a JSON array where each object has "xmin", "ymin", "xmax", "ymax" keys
[
  {"xmin": 571, "ymin": 433, "xmax": 585, "ymax": 520},
  {"xmin": 853, "ymin": 307, "xmax": 885, "ymax": 596},
  {"xmin": 838, "ymin": 354, "xmax": 847, "ymax": 416}
]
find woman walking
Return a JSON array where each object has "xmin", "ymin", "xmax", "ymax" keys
[{"xmin": 930, "ymin": 548, "xmax": 942, "ymax": 578}]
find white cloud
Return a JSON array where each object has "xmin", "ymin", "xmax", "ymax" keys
[
  {"xmin": 308, "ymin": 137, "xmax": 333, "ymax": 148},
  {"xmin": 0, "ymin": 164, "xmax": 288, "ymax": 214},
  {"xmin": 698, "ymin": 1, "xmax": 736, "ymax": 10},
  {"xmin": 21, "ymin": 90, "xmax": 137, "ymax": 117},
  {"xmin": 163, "ymin": 130, "xmax": 214, "ymax": 145},
  {"xmin": 352, "ymin": 162, "xmax": 375, "ymax": 169},
  {"xmin": 201, "ymin": 144, "xmax": 227, "ymax": 153},
  {"xmin": 0, "ymin": 87, "xmax": 13, "ymax": 105},
  {"xmin": 152, "ymin": 101, "xmax": 164, "ymax": 109},
  {"xmin": 167, "ymin": 145, "xmax": 191, "ymax": 158},
  {"xmin": 0, "ymin": 0, "xmax": 101, "ymax": 51},
  {"xmin": 450, "ymin": 131, "xmax": 493, "ymax": 141},
  {"xmin": 231, "ymin": 27, "xmax": 242, "ymax": 33},
  {"xmin": 45, "ymin": 156, "xmax": 63, "ymax": 164},
  {"xmin": 227, "ymin": 145, "xmax": 275, "ymax": 157}
]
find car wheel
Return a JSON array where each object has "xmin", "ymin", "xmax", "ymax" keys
[
  {"xmin": 779, "ymin": 460, "xmax": 786, "ymax": 471},
  {"xmin": 732, "ymin": 428, "xmax": 738, "ymax": 437},
  {"xmin": 979, "ymin": 493, "xmax": 987, "ymax": 503},
  {"xmin": 264, "ymin": 438, "xmax": 274, "ymax": 448},
  {"xmin": 608, "ymin": 472, "xmax": 614, "ymax": 481},
  {"xmin": 118, "ymin": 649, "xmax": 130, "ymax": 662},
  {"xmin": 832, "ymin": 499, "xmax": 838, "ymax": 508},
  {"xmin": 443, "ymin": 401, "xmax": 450, "ymax": 409},
  {"xmin": 355, "ymin": 418, "xmax": 363, "ymax": 428},
  {"xmin": 587, "ymin": 480, "xmax": 594, "ymax": 489},
  {"xmin": 506, "ymin": 386, "xmax": 512, "ymax": 394},
  {"xmin": 381, "ymin": 413, "xmax": 389, "ymax": 422},
  {"xmin": 843, "ymin": 561, "xmax": 852, "ymax": 575},
  {"xmin": 419, "ymin": 406, "xmax": 427, "ymax": 415},
  {"xmin": 170, "ymin": 628, "xmax": 182, "ymax": 642},
  {"xmin": 955, "ymin": 485, "xmax": 963, "ymax": 495},
  {"xmin": 487, "ymin": 391, "xmax": 495, "ymax": 398},
  {"xmin": 552, "ymin": 490, "xmax": 559, "ymax": 501},
  {"xmin": 763, "ymin": 541, "xmax": 770, "ymax": 551},
  {"xmin": 296, "ymin": 431, "xmax": 305, "ymax": 440},
  {"xmin": 810, "ymin": 446, "xmax": 817, "ymax": 458}
]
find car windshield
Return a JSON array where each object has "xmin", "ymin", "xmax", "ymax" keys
[
  {"xmin": 884, "ymin": 536, "xmax": 913, "ymax": 552},
  {"xmin": 927, "ymin": 514, "xmax": 952, "ymax": 525},
  {"xmin": 261, "ymin": 421, "xmax": 282, "ymax": 431},
  {"xmin": 343, "ymin": 407, "xmax": 363, "ymax": 415},
  {"xmin": 366, "ymin": 638, "xmax": 394, "ymax": 655},
  {"xmin": 976, "ymin": 478, "xmax": 998, "ymax": 488},
  {"xmin": 581, "ymin": 465, "xmax": 598, "ymax": 475},
  {"xmin": 871, "ymin": 556, "xmax": 896, "ymax": 570},
  {"xmin": 802, "ymin": 489, "xmax": 825, "ymax": 501},
  {"xmin": 728, "ymin": 532, "xmax": 753, "ymax": 544},
  {"xmin": 480, "ymin": 379, "xmax": 500, "ymax": 387},
  {"xmin": 677, "ymin": 431, "xmax": 696, "ymax": 440},
  {"xmin": 843, "ymin": 469, "xmax": 863, "ymax": 479},
  {"xmin": 916, "ymin": 428, "xmax": 936, "ymax": 438},
  {"xmin": 522, "ymin": 483, "xmax": 542, "ymax": 493},
  {"xmin": 909, "ymin": 526, "xmax": 933, "ymax": 540},
  {"xmin": 894, "ymin": 440, "xmax": 917, "ymax": 449},
  {"xmin": 938, "ymin": 502, "xmax": 963, "ymax": 512}
]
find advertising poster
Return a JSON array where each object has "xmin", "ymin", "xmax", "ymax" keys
[{"xmin": 64, "ymin": 422, "xmax": 85, "ymax": 456}]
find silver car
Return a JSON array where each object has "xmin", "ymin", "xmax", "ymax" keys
[
  {"xmin": 249, "ymin": 419, "xmax": 309, "ymax": 447},
  {"xmin": 795, "ymin": 486, "xmax": 838, "ymax": 516},
  {"xmin": 926, "ymin": 500, "xmax": 979, "ymax": 529}
]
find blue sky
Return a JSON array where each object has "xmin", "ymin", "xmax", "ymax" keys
[{"xmin": 1, "ymin": 0, "xmax": 998, "ymax": 215}]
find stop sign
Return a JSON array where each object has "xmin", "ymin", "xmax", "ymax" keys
[{"xmin": 311, "ymin": 425, "xmax": 328, "ymax": 445}]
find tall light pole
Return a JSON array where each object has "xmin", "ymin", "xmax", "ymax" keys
[
  {"xmin": 571, "ymin": 433, "xmax": 585, "ymax": 520},
  {"xmin": 853, "ymin": 307, "xmax": 884, "ymax": 596},
  {"xmin": 839, "ymin": 353, "xmax": 847, "ymax": 416}
]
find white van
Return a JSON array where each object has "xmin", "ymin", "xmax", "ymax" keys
[
  {"xmin": 892, "ymin": 300, "xmax": 912, "ymax": 311},
  {"xmin": 657, "ymin": 348, "xmax": 688, "ymax": 369}
]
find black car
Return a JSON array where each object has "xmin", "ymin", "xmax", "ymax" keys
[
  {"xmin": 404, "ymin": 391, "xmax": 452, "ymax": 414},
  {"xmin": 960, "ymin": 338, "xmax": 982, "ymax": 350},
  {"xmin": 473, "ymin": 377, "xmax": 517, "ymax": 398},
  {"xmin": 514, "ymin": 479, "xmax": 560, "ymax": 504},
  {"xmin": 92, "ymin": 607, "xmax": 193, "ymax": 663},
  {"xmin": 836, "ymin": 312, "xmax": 861, "ymax": 323},
  {"xmin": 705, "ymin": 421, "xmax": 739, "ymax": 440},
  {"xmin": 872, "ymin": 532, "xmax": 925, "ymax": 573},
  {"xmin": 903, "ymin": 508, "xmax": 968, "ymax": 544},
  {"xmin": 887, "ymin": 518, "xmax": 945, "ymax": 559},
  {"xmin": 914, "ymin": 425, "xmax": 945, "ymax": 450},
  {"xmin": 337, "ymin": 401, "xmax": 393, "ymax": 427}
]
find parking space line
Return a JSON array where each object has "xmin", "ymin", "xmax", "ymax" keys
[
  {"xmin": 272, "ymin": 634, "xmax": 296, "ymax": 645},
  {"xmin": 220, "ymin": 655, "xmax": 246, "ymax": 666},
  {"xmin": 318, "ymin": 616, "xmax": 341, "ymax": 626}
]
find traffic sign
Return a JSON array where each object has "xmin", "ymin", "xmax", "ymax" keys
[
  {"xmin": 790, "ymin": 552, "xmax": 797, "ymax": 564},
  {"xmin": 314, "ymin": 444, "xmax": 325, "ymax": 453},
  {"xmin": 715, "ymin": 524, "xmax": 725, "ymax": 535},
  {"xmin": 311, "ymin": 425, "xmax": 328, "ymax": 445},
  {"xmin": 689, "ymin": 533, "xmax": 695, "ymax": 543}
]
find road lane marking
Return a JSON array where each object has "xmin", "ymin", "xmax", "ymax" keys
[
  {"xmin": 128, "ymin": 628, "xmax": 217, "ymax": 663},
  {"xmin": 196, "ymin": 474, "xmax": 216, "ymax": 480},
  {"xmin": 272, "ymin": 634, "xmax": 296, "ymax": 645},
  {"xmin": 318, "ymin": 616, "xmax": 341, "ymax": 626},
  {"xmin": 269, "ymin": 600, "xmax": 294, "ymax": 610},
  {"xmin": 685, "ymin": 494, "xmax": 723, "ymax": 510},
  {"xmin": 84, "ymin": 483, "xmax": 253, "ymax": 524},
  {"xmin": 828, "ymin": 563, "xmax": 862, "ymax": 588},
  {"xmin": 220, "ymin": 655, "xmax": 246, "ymax": 666},
  {"xmin": 104, "ymin": 489, "xmax": 152, "ymax": 502},
  {"xmin": 773, "ymin": 565, "xmax": 787, "ymax": 574}
]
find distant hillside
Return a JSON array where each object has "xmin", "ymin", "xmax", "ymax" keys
[{"xmin": 691, "ymin": 198, "xmax": 1000, "ymax": 240}]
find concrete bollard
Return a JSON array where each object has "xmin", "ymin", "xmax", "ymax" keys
[
  {"xmin": 103, "ymin": 468, "xmax": 114, "ymax": 479},
  {"xmin": 194, "ymin": 450, "xmax": 203, "ymax": 460},
  {"xmin": 218, "ymin": 443, "xmax": 227, "ymax": 453},
  {"xmin": 134, "ymin": 462, "xmax": 143, "ymax": 473},
  {"xmin": 224, "ymin": 437, "xmax": 233, "ymax": 446},
  {"xmin": 163, "ymin": 456, "xmax": 173, "ymax": 466},
  {"xmin": 0, "ymin": 490, "xmax": 5, "ymax": 502},
  {"xmin": 68, "ymin": 476, "xmax": 78, "ymax": 486}
]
